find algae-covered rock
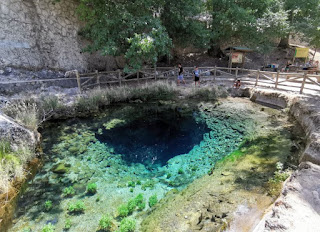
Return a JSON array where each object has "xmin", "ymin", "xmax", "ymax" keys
[
  {"xmin": 103, "ymin": 119, "xmax": 126, "ymax": 130},
  {"xmin": 51, "ymin": 162, "xmax": 69, "ymax": 174}
]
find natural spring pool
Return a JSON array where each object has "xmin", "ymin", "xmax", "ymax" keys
[{"xmin": 8, "ymin": 98, "xmax": 303, "ymax": 232}]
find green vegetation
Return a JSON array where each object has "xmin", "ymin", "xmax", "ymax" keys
[
  {"xmin": 141, "ymin": 179, "xmax": 156, "ymax": 191},
  {"xmin": 177, "ymin": 168, "xmax": 184, "ymax": 175},
  {"xmin": 117, "ymin": 204, "xmax": 129, "ymax": 217},
  {"xmin": 148, "ymin": 194, "xmax": 158, "ymax": 208},
  {"xmin": 98, "ymin": 214, "xmax": 113, "ymax": 231},
  {"xmin": 44, "ymin": 200, "xmax": 53, "ymax": 211},
  {"xmin": 166, "ymin": 173, "xmax": 172, "ymax": 179},
  {"xmin": 42, "ymin": 223, "xmax": 55, "ymax": 232},
  {"xmin": 21, "ymin": 227, "xmax": 32, "ymax": 232},
  {"xmin": 129, "ymin": 188, "xmax": 134, "ymax": 193},
  {"xmin": 62, "ymin": 186, "xmax": 75, "ymax": 197},
  {"xmin": 87, "ymin": 182, "xmax": 97, "ymax": 194},
  {"xmin": 267, "ymin": 162, "xmax": 291, "ymax": 196},
  {"xmin": 67, "ymin": 200, "xmax": 86, "ymax": 214},
  {"xmin": 119, "ymin": 218, "xmax": 136, "ymax": 232},
  {"xmin": 136, "ymin": 180, "xmax": 142, "ymax": 185},
  {"xmin": 117, "ymin": 193, "xmax": 147, "ymax": 217},
  {"xmin": 128, "ymin": 181, "xmax": 135, "ymax": 188},
  {"xmin": 64, "ymin": 218, "xmax": 72, "ymax": 230}
]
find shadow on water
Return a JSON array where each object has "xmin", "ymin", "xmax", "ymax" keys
[{"xmin": 95, "ymin": 112, "xmax": 210, "ymax": 166}]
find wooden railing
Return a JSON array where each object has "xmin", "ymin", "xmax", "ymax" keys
[{"xmin": 0, "ymin": 66, "xmax": 319, "ymax": 95}]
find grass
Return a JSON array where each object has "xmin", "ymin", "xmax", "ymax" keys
[{"xmin": 0, "ymin": 140, "xmax": 33, "ymax": 195}]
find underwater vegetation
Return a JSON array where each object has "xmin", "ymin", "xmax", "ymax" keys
[{"xmin": 7, "ymin": 98, "xmax": 303, "ymax": 232}]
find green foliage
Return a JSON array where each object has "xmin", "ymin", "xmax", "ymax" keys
[
  {"xmin": 128, "ymin": 181, "xmax": 135, "ymax": 187},
  {"xmin": 67, "ymin": 200, "xmax": 86, "ymax": 214},
  {"xmin": 44, "ymin": 200, "xmax": 53, "ymax": 211},
  {"xmin": 21, "ymin": 227, "xmax": 32, "ymax": 232},
  {"xmin": 99, "ymin": 214, "xmax": 113, "ymax": 231},
  {"xmin": 136, "ymin": 180, "xmax": 142, "ymax": 185},
  {"xmin": 87, "ymin": 182, "xmax": 97, "ymax": 194},
  {"xmin": 141, "ymin": 179, "xmax": 156, "ymax": 191},
  {"xmin": 130, "ymin": 188, "xmax": 134, "ymax": 193},
  {"xmin": 64, "ymin": 219, "xmax": 72, "ymax": 230},
  {"xmin": 166, "ymin": 173, "xmax": 172, "ymax": 179},
  {"xmin": 178, "ymin": 168, "xmax": 184, "ymax": 175},
  {"xmin": 42, "ymin": 223, "xmax": 55, "ymax": 232},
  {"xmin": 119, "ymin": 218, "xmax": 136, "ymax": 232},
  {"xmin": 148, "ymin": 194, "xmax": 158, "ymax": 208},
  {"xmin": 117, "ymin": 204, "xmax": 129, "ymax": 217},
  {"xmin": 135, "ymin": 194, "xmax": 146, "ymax": 211},
  {"xmin": 63, "ymin": 186, "xmax": 75, "ymax": 197},
  {"xmin": 127, "ymin": 198, "xmax": 137, "ymax": 214},
  {"xmin": 267, "ymin": 162, "xmax": 291, "ymax": 196}
]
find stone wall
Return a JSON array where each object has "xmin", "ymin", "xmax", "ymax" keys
[{"xmin": 0, "ymin": 0, "xmax": 117, "ymax": 71}]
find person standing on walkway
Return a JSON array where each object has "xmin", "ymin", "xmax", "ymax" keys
[
  {"xmin": 177, "ymin": 63, "xmax": 186, "ymax": 85},
  {"xmin": 193, "ymin": 66, "xmax": 200, "ymax": 86}
]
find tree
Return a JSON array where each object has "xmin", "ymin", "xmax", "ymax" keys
[
  {"xmin": 278, "ymin": 0, "xmax": 320, "ymax": 48},
  {"xmin": 76, "ymin": 0, "xmax": 210, "ymax": 71}
]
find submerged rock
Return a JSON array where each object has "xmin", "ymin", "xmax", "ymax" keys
[{"xmin": 51, "ymin": 162, "xmax": 69, "ymax": 174}]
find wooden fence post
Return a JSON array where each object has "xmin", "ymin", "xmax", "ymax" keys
[
  {"xmin": 76, "ymin": 70, "xmax": 81, "ymax": 94},
  {"xmin": 95, "ymin": 70, "xmax": 100, "ymax": 90},
  {"xmin": 118, "ymin": 71, "xmax": 122, "ymax": 87},
  {"xmin": 300, "ymin": 72, "xmax": 307, "ymax": 94},
  {"xmin": 255, "ymin": 70, "xmax": 260, "ymax": 86},
  {"xmin": 275, "ymin": 70, "xmax": 280, "ymax": 89},
  {"xmin": 235, "ymin": 67, "xmax": 238, "ymax": 80}
]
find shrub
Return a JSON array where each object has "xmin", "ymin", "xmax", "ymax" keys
[
  {"xmin": 87, "ymin": 182, "xmax": 97, "ymax": 194},
  {"xmin": 42, "ymin": 223, "xmax": 55, "ymax": 232},
  {"xmin": 64, "ymin": 219, "xmax": 72, "ymax": 230},
  {"xmin": 178, "ymin": 168, "xmax": 184, "ymax": 175},
  {"xmin": 67, "ymin": 200, "xmax": 85, "ymax": 214},
  {"xmin": 99, "ymin": 214, "xmax": 113, "ymax": 231},
  {"xmin": 136, "ymin": 180, "xmax": 141, "ymax": 185},
  {"xmin": 130, "ymin": 188, "xmax": 134, "ymax": 193},
  {"xmin": 44, "ymin": 200, "xmax": 53, "ymax": 211},
  {"xmin": 119, "ymin": 218, "xmax": 136, "ymax": 232},
  {"xmin": 166, "ymin": 173, "xmax": 172, "ymax": 179},
  {"xmin": 63, "ymin": 186, "xmax": 75, "ymax": 197},
  {"xmin": 118, "ymin": 204, "xmax": 129, "ymax": 217},
  {"xmin": 40, "ymin": 95, "xmax": 61, "ymax": 113},
  {"xmin": 148, "ymin": 194, "xmax": 158, "ymax": 208}
]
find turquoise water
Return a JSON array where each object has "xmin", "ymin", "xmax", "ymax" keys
[{"xmin": 10, "ymin": 102, "xmax": 253, "ymax": 232}]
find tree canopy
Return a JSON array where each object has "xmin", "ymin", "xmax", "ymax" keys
[{"xmin": 72, "ymin": 0, "xmax": 320, "ymax": 69}]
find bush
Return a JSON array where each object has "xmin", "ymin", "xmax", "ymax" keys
[
  {"xmin": 118, "ymin": 204, "xmax": 129, "ymax": 217},
  {"xmin": 40, "ymin": 95, "xmax": 61, "ymax": 113},
  {"xmin": 63, "ymin": 186, "xmax": 75, "ymax": 197},
  {"xmin": 42, "ymin": 223, "xmax": 55, "ymax": 232},
  {"xmin": 44, "ymin": 200, "xmax": 53, "ymax": 211},
  {"xmin": 178, "ymin": 168, "xmax": 184, "ymax": 175},
  {"xmin": 87, "ymin": 182, "xmax": 97, "ymax": 194},
  {"xmin": 148, "ymin": 194, "xmax": 158, "ymax": 208},
  {"xmin": 67, "ymin": 200, "xmax": 85, "ymax": 214},
  {"xmin": 127, "ymin": 198, "xmax": 136, "ymax": 214},
  {"xmin": 119, "ymin": 218, "xmax": 136, "ymax": 232},
  {"xmin": 99, "ymin": 214, "xmax": 113, "ymax": 231},
  {"xmin": 135, "ymin": 194, "xmax": 146, "ymax": 211}
]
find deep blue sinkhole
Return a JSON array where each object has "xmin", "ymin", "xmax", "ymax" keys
[{"xmin": 96, "ymin": 112, "xmax": 210, "ymax": 166}]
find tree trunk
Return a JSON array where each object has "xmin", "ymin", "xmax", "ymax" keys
[
  {"xmin": 208, "ymin": 43, "xmax": 224, "ymax": 58},
  {"xmin": 278, "ymin": 34, "xmax": 290, "ymax": 48}
]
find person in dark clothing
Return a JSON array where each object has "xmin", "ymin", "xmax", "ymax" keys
[
  {"xmin": 193, "ymin": 66, "xmax": 200, "ymax": 86},
  {"xmin": 177, "ymin": 63, "xmax": 186, "ymax": 85}
]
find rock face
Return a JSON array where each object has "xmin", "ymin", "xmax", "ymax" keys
[
  {"xmin": 0, "ymin": 114, "xmax": 38, "ymax": 151},
  {"xmin": 0, "ymin": 0, "xmax": 117, "ymax": 71},
  {"xmin": 254, "ymin": 162, "xmax": 320, "ymax": 232}
]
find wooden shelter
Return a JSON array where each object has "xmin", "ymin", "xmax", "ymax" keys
[{"xmin": 225, "ymin": 46, "xmax": 254, "ymax": 69}]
